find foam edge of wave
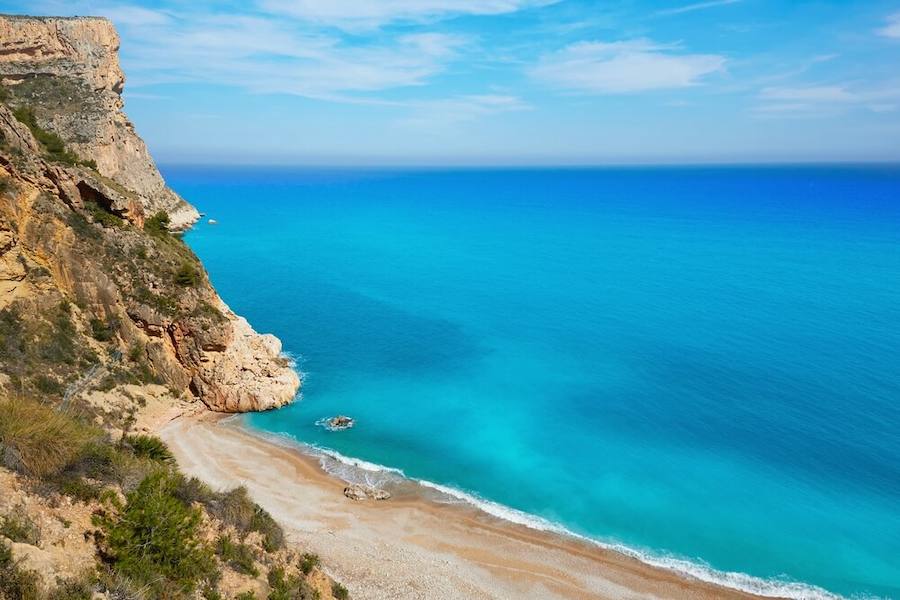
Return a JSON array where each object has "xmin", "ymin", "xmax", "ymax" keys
[{"xmin": 233, "ymin": 423, "xmax": 856, "ymax": 600}]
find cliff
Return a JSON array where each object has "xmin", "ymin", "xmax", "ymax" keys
[
  {"xmin": 0, "ymin": 15, "xmax": 300, "ymax": 413},
  {"xmin": 0, "ymin": 15, "xmax": 198, "ymax": 228}
]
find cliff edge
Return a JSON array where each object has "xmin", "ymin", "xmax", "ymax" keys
[
  {"xmin": 0, "ymin": 15, "xmax": 300, "ymax": 412},
  {"xmin": 0, "ymin": 15, "xmax": 199, "ymax": 228}
]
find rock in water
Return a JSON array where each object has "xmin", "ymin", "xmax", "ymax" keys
[
  {"xmin": 330, "ymin": 415, "xmax": 354, "ymax": 429},
  {"xmin": 319, "ymin": 415, "xmax": 354, "ymax": 431}
]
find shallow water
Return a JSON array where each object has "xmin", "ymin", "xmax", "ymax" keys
[{"xmin": 170, "ymin": 165, "xmax": 900, "ymax": 599}]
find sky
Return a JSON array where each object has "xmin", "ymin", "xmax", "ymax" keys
[{"xmin": 4, "ymin": 0, "xmax": 900, "ymax": 164}]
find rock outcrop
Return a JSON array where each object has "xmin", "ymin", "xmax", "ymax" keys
[
  {"xmin": 343, "ymin": 484, "xmax": 391, "ymax": 501},
  {"xmin": 0, "ymin": 15, "xmax": 199, "ymax": 228},
  {"xmin": 0, "ymin": 16, "xmax": 300, "ymax": 413}
]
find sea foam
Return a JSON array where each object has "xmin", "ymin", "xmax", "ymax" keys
[{"xmin": 236, "ymin": 422, "xmax": 850, "ymax": 600}]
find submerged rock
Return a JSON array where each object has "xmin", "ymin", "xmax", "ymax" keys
[
  {"xmin": 320, "ymin": 415, "xmax": 354, "ymax": 431},
  {"xmin": 343, "ymin": 483, "xmax": 391, "ymax": 501}
]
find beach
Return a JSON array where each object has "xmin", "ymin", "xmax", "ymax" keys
[{"xmin": 159, "ymin": 413, "xmax": 772, "ymax": 600}]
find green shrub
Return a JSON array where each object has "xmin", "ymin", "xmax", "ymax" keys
[
  {"xmin": 90, "ymin": 318, "xmax": 115, "ymax": 342},
  {"xmin": 144, "ymin": 211, "xmax": 170, "ymax": 237},
  {"xmin": 0, "ymin": 541, "xmax": 42, "ymax": 600},
  {"xmin": 33, "ymin": 374, "xmax": 64, "ymax": 396},
  {"xmin": 173, "ymin": 474, "xmax": 217, "ymax": 506},
  {"xmin": 236, "ymin": 592, "xmax": 257, "ymax": 600},
  {"xmin": 0, "ymin": 398, "xmax": 98, "ymax": 478},
  {"xmin": 95, "ymin": 470, "xmax": 216, "ymax": 597},
  {"xmin": 133, "ymin": 285, "xmax": 178, "ymax": 315},
  {"xmin": 212, "ymin": 487, "xmax": 284, "ymax": 552},
  {"xmin": 216, "ymin": 535, "xmax": 259, "ymax": 577},
  {"xmin": 53, "ymin": 474, "xmax": 105, "ymax": 503},
  {"xmin": 298, "ymin": 552, "xmax": 319, "ymax": 575},
  {"xmin": 66, "ymin": 208, "xmax": 100, "ymax": 240},
  {"xmin": 124, "ymin": 435, "xmax": 175, "ymax": 464},
  {"xmin": 127, "ymin": 344, "xmax": 144, "ymax": 362},
  {"xmin": 86, "ymin": 201, "xmax": 123, "ymax": 228},
  {"xmin": 332, "ymin": 582, "xmax": 349, "ymax": 600},
  {"xmin": 46, "ymin": 573, "xmax": 96, "ymax": 600},
  {"xmin": 40, "ymin": 302, "xmax": 80, "ymax": 365},
  {"xmin": 80, "ymin": 159, "xmax": 98, "ymax": 170},
  {"xmin": 0, "ymin": 507, "xmax": 41, "ymax": 545},
  {"xmin": 94, "ymin": 565, "xmax": 152, "ymax": 600},
  {"xmin": 174, "ymin": 262, "xmax": 200, "ymax": 287},
  {"xmin": 267, "ymin": 566, "xmax": 318, "ymax": 600}
]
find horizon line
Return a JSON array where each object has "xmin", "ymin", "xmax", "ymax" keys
[{"xmin": 157, "ymin": 159, "xmax": 900, "ymax": 169}]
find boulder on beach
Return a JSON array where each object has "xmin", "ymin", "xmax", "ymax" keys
[{"xmin": 343, "ymin": 483, "xmax": 391, "ymax": 501}]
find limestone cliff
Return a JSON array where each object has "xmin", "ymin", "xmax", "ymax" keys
[
  {"xmin": 0, "ymin": 15, "xmax": 198, "ymax": 228},
  {"xmin": 0, "ymin": 15, "xmax": 299, "ymax": 413}
]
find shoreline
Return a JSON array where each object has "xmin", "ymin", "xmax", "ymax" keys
[{"xmin": 158, "ymin": 411, "xmax": 803, "ymax": 600}]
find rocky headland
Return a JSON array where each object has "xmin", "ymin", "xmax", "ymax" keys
[
  {"xmin": 0, "ymin": 15, "xmax": 299, "ymax": 413},
  {"xmin": 0, "ymin": 15, "xmax": 326, "ymax": 600}
]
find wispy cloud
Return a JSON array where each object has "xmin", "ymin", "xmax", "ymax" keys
[
  {"xmin": 399, "ymin": 94, "xmax": 530, "ymax": 129},
  {"xmin": 654, "ymin": 0, "xmax": 741, "ymax": 17},
  {"xmin": 258, "ymin": 0, "xmax": 557, "ymax": 30},
  {"xmin": 28, "ymin": 1, "xmax": 472, "ymax": 102},
  {"xmin": 531, "ymin": 39, "xmax": 725, "ymax": 94},
  {"xmin": 754, "ymin": 83, "xmax": 900, "ymax": 117},
  {"xmin": 760, "ymin": 85, "xmax": 857, "ymax": 103},
  {"xmin": 876, "ymin": 12, "xmax": 900, "ymax": 38}
]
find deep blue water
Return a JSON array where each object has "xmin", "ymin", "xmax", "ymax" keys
[{"xmin": 167, "ymin": 166, "xmax": 900, "ymax": 599}]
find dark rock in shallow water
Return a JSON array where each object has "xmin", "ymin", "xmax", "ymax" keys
[
  {"xmin": 319, "ymin": 415, "xmax": 354, "ymax": 431},
  {"xmin": 343, "ymin": 483, "xmax": 390, "ymax": 501}
]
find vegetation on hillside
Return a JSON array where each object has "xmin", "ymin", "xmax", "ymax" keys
[
  {"xmin": 0, "ymin": 60, "xmax": 332, "ymax": 600},
  {"xmin": 0, "ymin": 397, "xmax": 342, "ymax": 600},
  {"xmin": 11, "ymin": 106, "xmax": 91, "ymax": 167}
]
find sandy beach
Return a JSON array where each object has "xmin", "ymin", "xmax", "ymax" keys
[{"xmin": 158, "ymin": 413, "xmax": 774, "ymax": 600}]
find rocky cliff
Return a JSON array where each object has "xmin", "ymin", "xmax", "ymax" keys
[
  {"xmin": 0, "ymin": 15, "xmax": 199, "ymax": 228},
  {"xmin": 0, "ymin": 15, "xmax": 300, "ymax": 413}
]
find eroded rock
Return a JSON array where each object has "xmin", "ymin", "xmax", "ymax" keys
[{"xmin": 343, "ymin": 484, "xmax": 391, "ymax": 501}]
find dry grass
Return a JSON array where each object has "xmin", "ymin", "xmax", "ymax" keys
[{"xmin": 0, "ymin": 398, "xmax": 98, "ymax": 478}]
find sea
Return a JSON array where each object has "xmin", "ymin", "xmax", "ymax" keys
[{"xmin": 167, "ymin": 165, "xmax": 900, "ymax": 599}]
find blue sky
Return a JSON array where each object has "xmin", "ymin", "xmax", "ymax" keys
[{"xmin": 5, "ymin": 0, "xmax": 900, "ymax": 164}]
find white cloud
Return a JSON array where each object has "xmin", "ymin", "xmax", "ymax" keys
[
  {"xmin": 755, "ymin": 84, "xmax": 900, "ymax": 116},
  {"xmin": 760, "ymin": 86, "xmax": 857, "ymax": 103},
  {"xmin": 99, "ymin": 5, "xmax": 172, "ymax": 25},
  {"xmin": 23, "ymin": 1, "xmax": 472, "ymax": 101},
  {"xmin": 654, "ymin": 0, "xmax": 741, "ymax": 17},
  {"xmin": 111, "ymin": 13, "xmax": 469, "ymax": 99},
  {"xmin": 405, "ymin": 94, "xmax": 529, "ymax": 124},
  {"xmin": 531, "ymin": 39, "xmax": 725, "ymax": 94},
  {"xmin": 877, "ymin": 12, "xmax": 900, "ymax": 38},
  {"xmin": 258, "ymin": 0, "xmax": 557, "ymax": 30}
]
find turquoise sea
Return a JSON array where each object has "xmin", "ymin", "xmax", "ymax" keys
[{"xmin": 169, "ymin": 166, "xmax": 900, "ymax": 599}]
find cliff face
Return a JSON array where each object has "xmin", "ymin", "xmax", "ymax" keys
[
  {"xmin": 0, "ymin": 15, "xmax": 198, "ymax": 228},
  {"xmin": 0, "ymin": 15, "xmax": 300, "ymax": 413}
]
